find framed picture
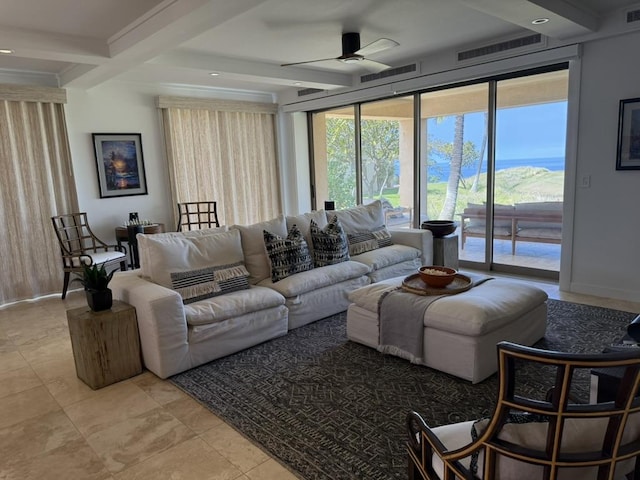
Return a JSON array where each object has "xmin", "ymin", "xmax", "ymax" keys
[
  {"xmin": 616, "ymin": 98, "xmax": 640, "ymax": 170},
  {"xmin": 92, "ymin": 133, "xmax": 148, "ymax": 198}
]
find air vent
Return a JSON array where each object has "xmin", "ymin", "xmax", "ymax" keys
[
  {"xmin": 627, "ymin": 9, "xmax": 640, "ymax": 23},
  {"xmin": 297, "ymin": 88, "xmax": 324, "ymax": 97},
  {"xmin": 360, "ymin": 63, "xmax": 417, "ymax": 83},
  {"xmin": 457, "ymin": 34, "xmax": 543, "ymax": 62}
]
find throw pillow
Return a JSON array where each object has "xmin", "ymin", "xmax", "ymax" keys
[
  {"xmin": 310, "ymin": 216, "xmax": 350, "ymax": 267},
  {"xmin": 263, "ymin": 224, "xmax": 313, "ymax": 282},
  {"xmin": 333, "ymin": 200, "xmax": 385, "ymax": 234},
  {"xmin": 233, "ymin": 215, "xmax": 287, "ymax": 284},
  {"xmin": 347, "ymin": 225, "xmax": 393, "ymax": 256},
  {"xmin": 141, "ymin": 229, "xmax": 250, "ymax": 304},
  {"xmin": 470, "ymin": 413, "xmax": 548, "ymax": 476},
  {"xmin": 138, "ymin": 226, "xmax": 228, "ymax": 278},
  {"xmin": 171, "ymin": 262, "xmax": 250, "ymax": 304}
]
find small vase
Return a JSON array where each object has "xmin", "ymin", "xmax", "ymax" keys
[{"xmin": 86, "ymin": 288, "xmax": 113, "ymax": 312}]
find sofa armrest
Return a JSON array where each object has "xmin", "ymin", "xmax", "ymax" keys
[
  {"xmin": 110, "ymin": 270, "xmax": 192, "ymax": 379},
  {"xmin": 388, "ymin": 228, "xmax": 433, "ymax": 265}
]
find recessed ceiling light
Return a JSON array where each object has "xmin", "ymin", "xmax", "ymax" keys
[
  {"xmin": 209, "ymin": 72, "xmax": 220, "ymax": 76},
  {"xmin": 531, "ymin": 18, "xmax": 549, "ymax": 25},
  {"xmin": 0, "ymin": 49, "xmax": 14, "ymax": 54}
]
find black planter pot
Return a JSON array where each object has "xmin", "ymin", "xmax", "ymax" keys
[{"xmin": 85, "ymin": 288, "xmax": 113, "ymax": 312}]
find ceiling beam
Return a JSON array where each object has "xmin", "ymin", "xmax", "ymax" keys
[
  {"xmin": 147, "ymin": 51, "xmax": 353, "ymax": 90},
  {"xmin": 61, "ymin": 0, "xmax": 270, "ymax": 88},
  {"xmin": 459, "ymin": 0, "xmax": 600, "ymax": 39}
]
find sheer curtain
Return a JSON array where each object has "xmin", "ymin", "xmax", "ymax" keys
[
  {"xmin": 158, "ymin": 96, "xmax": 281, "ymax": 227},
  {"xmin": 0, "ymin": 85, "xmax": 78, "ymax": 304}
]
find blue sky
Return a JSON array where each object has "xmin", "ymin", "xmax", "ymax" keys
[{"xmin": 427, "ymin": 101, "xmax": 568, "ymax": 160}]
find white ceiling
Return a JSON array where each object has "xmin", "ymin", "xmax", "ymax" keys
[{"xmin": 0, "ymin": 0, "xmax": 638, "ymax": 96}]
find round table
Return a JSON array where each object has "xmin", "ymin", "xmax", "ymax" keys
[{"xmin": 115, "ymin": 223, "xmax": 165, "ymax": 269}]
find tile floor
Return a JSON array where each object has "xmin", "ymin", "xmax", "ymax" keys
[{"xmin": 1, "ymin": 282, "xmax": 639, "ymax": 479}]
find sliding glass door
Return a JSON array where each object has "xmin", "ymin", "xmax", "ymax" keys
[
  {"xmin": 309, "ymin": 65, "xmax": 569, "ymax": 277},
  {"xmin": 492, "ymin": 70, "xmax": 567, "ymax": 273},
  {"xmin": 311, "ymin": 106, "xmax": 356, "ymax": 209},
  {"xmin": 312, "ymin": 97, "xmax": 414, "ymax": 227}
]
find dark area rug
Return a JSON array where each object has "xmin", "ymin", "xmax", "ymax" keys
[{"xmin": 170, "ymin": 299, "xmax": 638, "ymax": 480}]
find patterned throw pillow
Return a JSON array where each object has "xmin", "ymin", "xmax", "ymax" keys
[
  {"xmin": 310, "ymin": 216, "xmax": 350, "ymax": 267},
  {"xmin": 347, "ymin": 225, "xmax": 393, "ymax": 256},
  {"xmin": 263, "ymin": 224, "xmax": 313, "ymax": 282},
  {"xmin": 171, "ymin": 262, "xmax": 250, "ymax": 304}
]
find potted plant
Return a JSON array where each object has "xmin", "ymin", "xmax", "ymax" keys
[{"xmin": 75, "ymin": 264, "xmax": 116, "ymax": 311}]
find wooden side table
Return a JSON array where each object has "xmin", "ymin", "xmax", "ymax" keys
[
  {"xmin": 433, "ymin": 234, "xmax": 459, "ymax": 269},
  {"xmin": 66, "ymin": 300, "xmax": 142, "ymax": 389}
]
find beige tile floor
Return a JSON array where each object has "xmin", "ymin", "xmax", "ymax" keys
[{"xmin": 1, "ymin": 282, "xmax": 639, "ymax": 479}]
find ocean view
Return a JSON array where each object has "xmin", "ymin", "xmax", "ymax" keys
[{"xmin": 428, "ymin": 156, "xmax": 565, "ymax": 181}]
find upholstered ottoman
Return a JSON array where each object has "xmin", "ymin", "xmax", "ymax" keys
[{"xmin": 346, "ymin": 275, "xmax": 548, "ymax": 383}]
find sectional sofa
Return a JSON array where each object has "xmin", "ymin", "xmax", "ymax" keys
[{"xmin": 110, "ymin": 200, "xmax": 433, "ymax": 378}]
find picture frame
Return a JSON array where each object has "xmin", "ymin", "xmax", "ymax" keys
[
  {"xmin": 92, "ymin": 133, "xmax": 148, "ymax": 198},
  {"xmin": 616, "ymin": 97, "xmax": 640, "ymax": 170}
]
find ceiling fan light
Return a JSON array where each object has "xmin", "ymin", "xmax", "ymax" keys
[{"xmin": 341, "ymin": 57, "xmax": 364, "ymax": 64}]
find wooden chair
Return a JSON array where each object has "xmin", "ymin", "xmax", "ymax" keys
[
  {"xmin": 176, "ymin": 201, "xmax": 220, "ymax": 231},
  {"xmin": 407, "ymin": 341, "xmax": 640, "ymax": 480},
  {"xmin": 51, "ymin": 213, "xmax": 127, "ymax": 299}
]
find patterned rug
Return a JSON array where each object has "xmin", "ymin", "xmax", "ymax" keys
[{"xmin": 170, "ymin": 299, "xmax": 638, "ymax": 480}]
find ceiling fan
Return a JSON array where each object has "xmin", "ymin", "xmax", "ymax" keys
[{"xmin": 281, "ymin": 32, "xmax": 399, "ymax": 73}]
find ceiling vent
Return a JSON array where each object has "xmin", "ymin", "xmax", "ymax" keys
[
  {"xmin": 626, "ymin": 8, "xmax": 640, "ymax": 24},
  {"xmin": 360, "ymin": 63, "xmax": 418, "ymax": 84},
  {"xmin": 457, "ymin": 33, "xmax": 545, "ymax": 63},
  {"xmin": 297, "ymin": 88, "xmax": 324, "ymax": 97}
]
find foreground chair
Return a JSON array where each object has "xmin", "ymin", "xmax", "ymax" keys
[
  {"xmin": 407, "ymin": 341, "xmax": 640, "ymax": 480},
  {"xmin": 176, "ymin": 201, "xmax": 220, "ymax": 231},
  {"xmin": 51, "ymin": 212, "xmax": 127, "ymax": 299}
]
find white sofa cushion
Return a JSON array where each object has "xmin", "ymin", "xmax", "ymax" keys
[
  {"xmin": 333, "ymin": 200, "xmax": 385, "ymax": 233},
  {"xmin": 141, "ymin": 229, "xmax": 249, "ymax": 303},
  {"xmin": 138, "ymin": 226, "xmax": 228, "ymax": 278},
  {"xmin": 351, "ymin": 244, "xmax": 420, "ymax": 271},
  {"xmin": 234, "ymin": 215, "xmax": 287, "ymax": 284},
  {"xmin": 185, "ymin": 285, "xmax": 285, "ymax": 326},
  {"xmin": 258, "ymin": 260, "xmax": 370, "ymax": 298},
  {"xmin": 263, "ymin": 224, "xmax": 314, "ymax": 282}
]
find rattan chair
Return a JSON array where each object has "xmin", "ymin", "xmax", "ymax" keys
[
  {"xmin": 51, "ymin": 212, "xmax": 127, "ymax": 299},
  {"xmin": 407, "ymin": 341, "xmax": 640, "ymax": 480},
  {"xmin": 176, "ymin": 201, "xmax": 220, "ymax": 231}
]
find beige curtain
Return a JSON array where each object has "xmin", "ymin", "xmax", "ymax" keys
[
  {"xmin": 159, "ymin": 96, "xmax": 281, "ymax": 227},
  {"xmin": 0, "ymin": 85, "xmax": 78, "ymax": 304}
]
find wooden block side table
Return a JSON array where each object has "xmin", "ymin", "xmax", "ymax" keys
[
  {"xmin": 66, "ymin": 300, "xmax": 142, "ymax": 390},
  {"xmin": 433, "ymin": 234, "xmax": 460, "ymax": 269}
]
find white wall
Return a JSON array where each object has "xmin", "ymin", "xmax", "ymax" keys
[
  {"xmin": 568, "ymin": 30, "xmax": 640, "ymax": 301},
  {"xmin": 65, "ymin": 82, "xmax": 274, "ymax": 243},
  {"xmin": 66, "ymin": 84, "xmax": 171, "ymax": 243}
]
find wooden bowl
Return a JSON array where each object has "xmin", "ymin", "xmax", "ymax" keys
[{"xmin": 418, "ymin": 265, "xmax": 457, "ymax": 288}]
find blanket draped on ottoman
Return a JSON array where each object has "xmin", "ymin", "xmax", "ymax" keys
[{"xmin": 377, "ymin": 273, "xmax": 492, "ymax": 363}]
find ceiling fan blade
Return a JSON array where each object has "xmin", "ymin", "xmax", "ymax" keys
[
  {"xmin": 356, "ymin": 38, "xmax": 399, "ymax": 56},
  {"xmin": 358, "ymin": 58, "xmax": 392, "ymax": 73},
  {"xmin": 280, "ymin": 57, "xmax": 338, "ymax": 67}
]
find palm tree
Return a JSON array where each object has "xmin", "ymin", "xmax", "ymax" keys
[{"xmin": 439, "ymin": 114, "xmax": 464, "ymax": 219}]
